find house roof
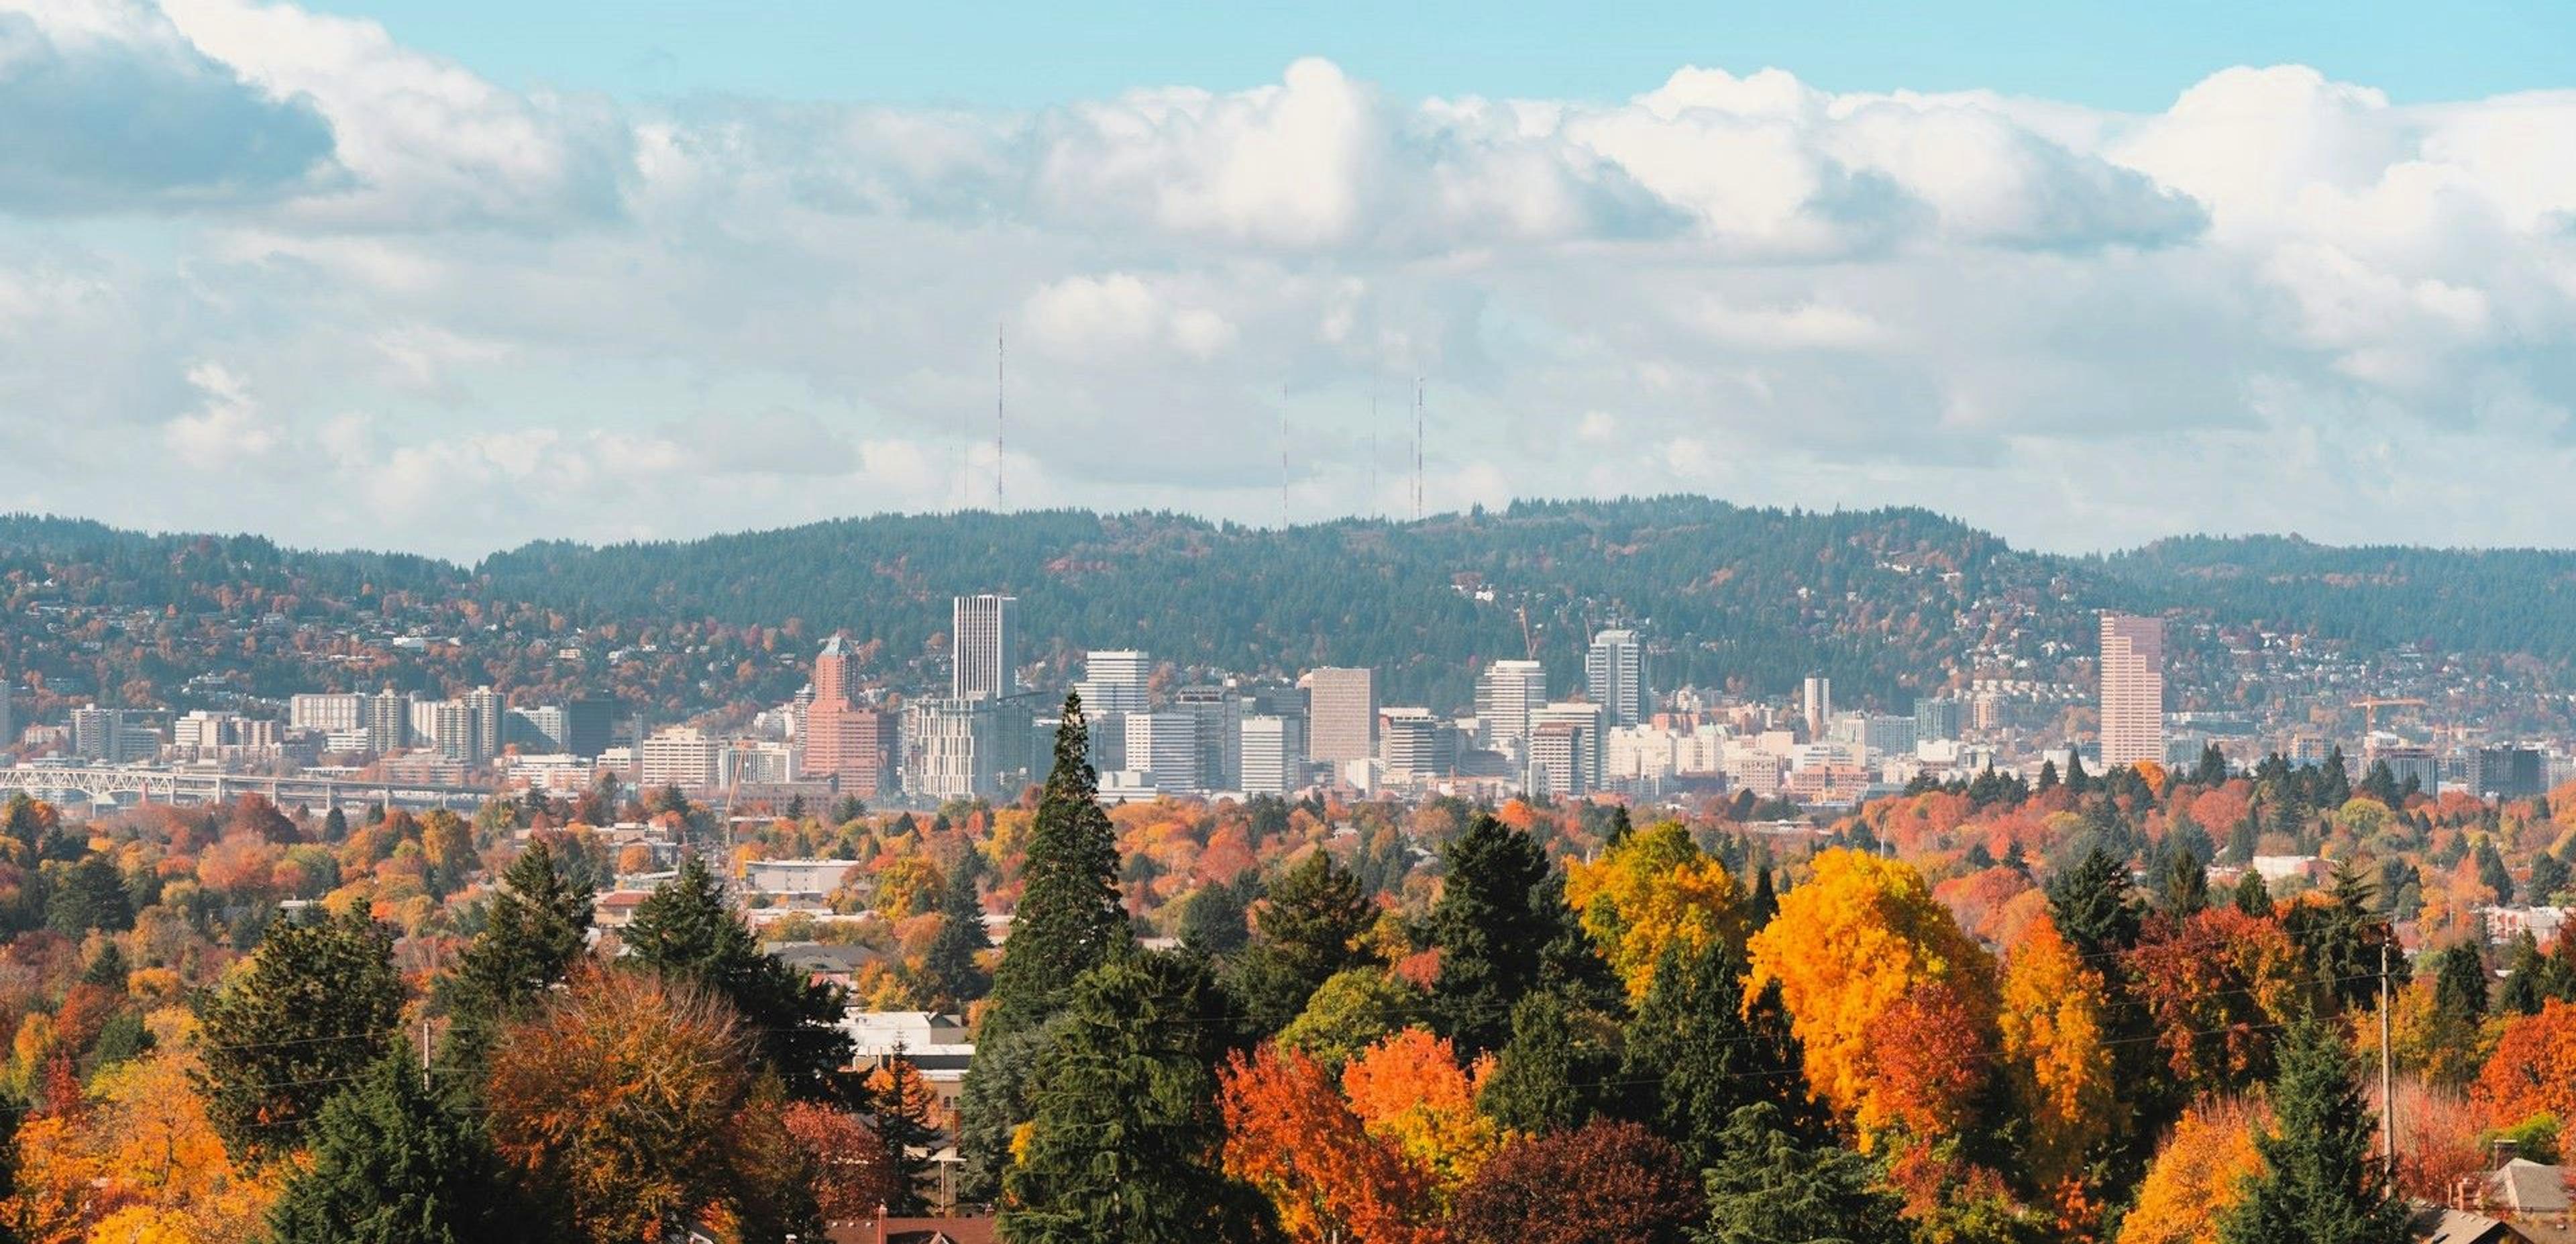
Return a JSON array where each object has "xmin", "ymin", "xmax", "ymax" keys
[
  {"xmin": 826, "ymin": 1216, "xmax": 998, "ymax": 1244},
  {"xmin": 2412, "ymin": 1206, "xmax": 2528, "ymax": 1244},
  {"xmin": 2492, "ymin": 1159, "xmax": 2571, "ymax": 1214}
]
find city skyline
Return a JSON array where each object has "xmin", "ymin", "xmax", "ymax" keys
[{"xmin": 4, "ymin": 3, "xmax": 2574, "ymax": 558}]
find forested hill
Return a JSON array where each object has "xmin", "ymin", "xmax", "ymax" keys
[
  {"xmin": 472, "ymin": 498, "xmax": 2099, "ymax": 710},
  {"xmin": 5, "ymin": 498, "xmax": 2573, "ymax": 716},
  {"xmin": 2096, "ymin": 535, "xmax": 2576, "ymax": 665}
]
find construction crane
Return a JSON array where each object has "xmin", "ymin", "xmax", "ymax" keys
[
  {"xmin": 1517, "ymin": 605, "xmax": 1539, "ymax": 662},
  {"xmin": 2353, "ymin": 696, "xmax": 2426, "ymax": 737}
]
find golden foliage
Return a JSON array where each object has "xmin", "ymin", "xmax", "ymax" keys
[
  {"xmin": 1997, "ymin": 914, "xmax": 2116, "ymax": 1189},
  {"xmin": 1746, "ymin": 848, "xmax": 1998, "ymax": 1147},
  {"xmin": 2118, "ymin": 1098, "xmax": 2267, "ymax": 1244},
  {"xmin": 1562, "ymin": 822, "xmax": 1743, "ymax": 1000}
]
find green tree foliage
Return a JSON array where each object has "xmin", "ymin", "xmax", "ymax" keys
[
  {"xmin": 983, "ymin": 696, "xmax": 1129, "ymax": 1043},
  {"xmin": 2216, "ymin": 1018, "xmax": 2408, "ymax": 1244},
  {"xmin": 998, "ymin": 951, "xmax": 1267, "ymax": 1244},
  {"xmin": 2048, "ymin": 846, "xmax": 2141, "ymax": 962},
  {"xmin": 43, "ymin": 855, "xmax": 131, "ymax": 935},
  {"xmin": 1225, "ymin": 847, "xmax": 1375, "ymax": 1035},
  {"xmin": 1694, "ymin": 1102, "xmax": 1909, "ymax": 1244},
  {"xmin": 1623, "ymin": 939, "xmax": 1817, "ymax": 1174},
  {"xmin": 441, "ymin": 839, "xmax": 593, "ymax": 1076},
  {"xmin": 2432, "ymin": 943, "xmax": 2489, "ymax": 1024},
  {"xmin": 1477, "ymin": 990, "xmax": 1621, "ymax": 1134},
  {"xmin": 2235, "ymin": 869, "xmax": 2274, "ymax": 919},
  {"xmin": 624, "ymin": 853, "xmax": 851, "ymax": 1100},
  {"xmin": 1429, "ymin": 813, "xmax": 1563, "ymax": 1054},
  {"xmin": 266, "ymin": 1049, "xmax": 508, "ymax": 1244},
  {"xmin": 196, "ymin": 906, "xmax": 404, "ymax": 1158},
  {"xmin": 955, "ymin": 1017, "xmax": 1063, "ymax": 1205},
  {"xmin": 1273, "ymin": 968, "xmax": 1422, "ymax": 1073},
  {"xmin": 1177, "ymin": 884, "xmax": 1252, "ymax": 957}
]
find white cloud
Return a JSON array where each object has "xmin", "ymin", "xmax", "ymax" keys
[{"xmin": 1, "ymin": 6, "xmax": 2573, "ymax": 556}]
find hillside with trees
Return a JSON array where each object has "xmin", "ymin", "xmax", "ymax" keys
[{"xmin": 7, "ymin": 497, "xmax": 2576, "ymax": 719}]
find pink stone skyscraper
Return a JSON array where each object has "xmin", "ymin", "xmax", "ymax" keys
[
  {"xmin": 803, "ymin": 635, "xmax": 888, "ymax": 797},
  {"xmin": 2098, "ymin": 613, "xmax": 2165, "ymax": 770}
]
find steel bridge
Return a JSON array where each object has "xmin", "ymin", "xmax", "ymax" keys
[{"xmin": 0, "ymin": 766, "xmax": 491, "ymax": 812}]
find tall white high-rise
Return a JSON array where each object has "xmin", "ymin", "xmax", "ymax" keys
[
  {"xmin": 1530, "ymin": 701, "xmax": 1605, "ymax": 789},
  {"xmin": 1475, "ymin": 660, "xmax": 1548, "ymax": 744},
  {"xmin": 1075, "ymin": 650, "xmax": 1151, "ymax": 715},
  {"xmin": 1801, "ymin": 674, "xmax": 1832, "ymax": 741},
  {"xmin": 1585, "ymin": 629, "xmax": 1644, "ymax": 727},
  {"xmin": 951, "ymin": 594, "xmax": 1020, "ymax": 701},
  {"xmin": 290, "ymin": 693, "xmax": 364, "ymax": 733},
  {"xmin": 2099, "ymin": 614, "xmax": 2167, "ymax": 770},
  {"xmin": 1240, "ymin": 715, "xmax": 1303, "ymax": 796},
  {"xmin": 1124, "ymin": 712, "xmax": 1201, "ymax": 792}
]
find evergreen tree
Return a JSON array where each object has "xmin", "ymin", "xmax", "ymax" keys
[
  {"xmin": 1694, "ymin": 1102, "xmax": 1907, "ymax": 1244},
  {"xmin": 1177, "ymin": 883, "xmax": 1251, "ymax": 957},
  {"xmin": 2196, "ymin": 743, "xmax": 2230, "ymax": 787},
  {"xmin": 2432, "ymin": 943, "xmax": 2489, "ymax": 1024},
  {"xmin": 1224, "ymin": 847, "xmax": 1374, "ymax": 1035},
  {"xmin": 321, "ymin": 806, "xmax": 350, "ymax": 841},
  {"xmin": 2284, "ymin": 862, "xmax": 2395, "ymax": 1015},
  {"xmin": 197, "ymin": 906, "xmax": 404, "ymax": 1158},
  {"xmin": 626, "ymin": 853, "xmax": 851, "ymax": 1099},
  {"xmin": 2064, "ymin": 751, "xmax": 2092, "ymax": 794},
  {"xmin": 1623, "ymin": 939, "xmax": 1817, "ymax": 1174},
  {"xmin": 2159, "ymin": 848, "xmax": 2210, "ymax": 917},
  {"xmin": 2047, "ymin": 846, "xmax": 2141, "ymax": 962},
  {"xmin": 2476, "ymin": 841, "xmax": 2516, "ymax": 905},
  {"xmin": 2035, "ymin": 760, "xmax": 2060, "ymax": 794},
  {"xmin": 2317, "ymin": 747, "xmax": 2353, "ymax": 808},
  {"xmin": 1748, "ymin": 867, "xmax": 1778, "ymax": 928},
  {"xmin": 2236, "ymin": 869, "xmax": 2274, "ymax": 919},
  {"xmin": 2216, "ymin": 1018, "xmax": 2408, "ymax": 1244},
  {"xmin": 2358, "ymin": 761, "xmax": 2399, "ymax": 807},
  {"xmin": 441, "ymin": 839, "xmax": 593, "ymax": 1075},
  {"xmin": 870, "ymin": 1052, "xmax": 942, "ymax": 1216},
  {"xmin": 955, "ymin": 1017, "xmax": 1063, "ymax": 1205},
  {"xmin": 2498, "ymin": 931, "xmax": 2562, "ymax": 1016},
  {"xmin": 983, "ymin": 695, "xmax": 1129, "ymax": 1043},
  {"xmin": 44, "ymin": 854, "xmax": 132, "ymax": 935},
  {"xmin": 267, "ymin": 1049, "xmax": 510, "ymax": 1244},
  {"xmin": 997, "ymin": 952, "xmax": 1267, "ymax": 1243},
  {"xmin": 916, "ymin": 857, "xmax": 994, "ymax": 1013},
  {"xmin": 1479, "ymin": 990, "xmax": 1619, "ymax": 1133},
  {"xmin": 1429, "ymin": 813, "xmax": 1564, "ymax": 1055}
]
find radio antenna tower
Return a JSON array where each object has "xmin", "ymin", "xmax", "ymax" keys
[
  {"xmin": 1413, "ymin": 377, "xmax": 1425, "ymax": 522},
  {"xmin": 1278, "ymin": 407, "xmax": 1289, "ymax": 529},
  {"xmin": 995, "ymin": 321, "xmax": 1006, "ymax": 513},
  {"xmin": 1368, "ymin": 392, "xmax": 1379, "ymax": 521}
]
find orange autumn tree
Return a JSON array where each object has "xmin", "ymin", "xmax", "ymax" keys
[
  {"xmin": 1746, "ymin": 848, "xmax": 1999, "ymax": 1147},
  {"xmin": 1562, "ymin": 821, "xmax": 1743, "ymax": 1000},
  {"xmin": 1996, "ymin": 913, "xmax": 2116, "ymax": 1189},
  {"xmin": 2125, "ymin": 907, "xmax": 2305, "ymax": 1096},
  {"xmin": 2474, "ymin": 998, "xmax": 2576, "ymax": 1129},
  {"xmin": 1218, "ymin": 1045, "xmax": 1442, "ymax": 1244},
  {"xmin": 2117, "ymin": 1097, "xmax": 2269, "ymax": 1244},
  {"xmin": 1340, "ymin": 1027, "xmax": 1501, "ymax": 1198}
]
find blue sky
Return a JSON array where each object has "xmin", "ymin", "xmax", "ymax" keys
[{"xmin": 307, "ymin": 0, "xmax": 2575, "ymax": 109}]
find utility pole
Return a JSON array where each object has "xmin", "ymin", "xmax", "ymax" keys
[
  {"xmin": 2379, "ymin": 938, "xmax": 2396, "ymax": 1182},
  {"xmin": 421, "ymin": 1016, "xmax": 433, "ymax": 1092}
]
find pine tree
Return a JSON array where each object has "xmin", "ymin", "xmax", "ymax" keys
[
  {"xmin": 442, "ymin": 839, "xmax": 593, "ymax": 1076},
  {"xmin": 626, "ymin": 853, "xmax": 851, "ymax": 1099},
  {"xmin": 2048, "ymin": 845, "xmax": 2141, "ymax": 961},
  {"xmin": 997, "ymin": 951, "xmax": 1265, "ymax": 1243},
  {"xmin": 2216, "ymin": 1018, "xmax": 2408, "ymax": 1244},
  {"xmin": 1622, "ymin": 939, "xmax": 1816, "ymax": 1174},
  {"xmin": 2159, "ymin": 848, "xmax": 2210, "ymax": 917},
  {"xmin": 2432, "ymin": 943, "xmax": 2489, "ymax": 1024},
  {"xmin": 2196, "ymin": 743, "xmax": 2230, "ymax": 786},
  {"xmin": 869, "ymin": 1052, "xmax": 942, "ymax": 1216},
  {"xmin": 1430, "ymin": 813, "xmax": 1563, "ymax": 1054},
  {"xmin": 1694, "ymin": 1102, "xmax": 1908, "ymax": 1244},
  {"xmin": 2236, "ymin": 869, "xmax": 2274, "ymax": 918},
  {"xmin": 267, "ymin": 1049, "xmax": 509, "ymax": 1244},
  {"xmin": 196, "ymin": 906, "xmax": 404, "ymax": 1159},
  {"xmin": 916, "ymin": 856, "xmax": 994, "ymax": 1013},
  {"xmin": 1224, "ymin": 847, "xmax": 1375, "ymax": 1033},
  {"xmin": 1479, "ymin": 990, "xmax": 1619, "ymax": 1133},
  {"xmin": 983, "ymin": 695, "xmax": 1129, "ymax": 1043}
]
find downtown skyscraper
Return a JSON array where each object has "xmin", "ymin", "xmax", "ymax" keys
[
  {"xmin": 2098, "ymin": 613, "xmax": 2166, "ymax": 770},
  {"xmin": 951, "ymin": 594, "xmax": 1020, "ymax": 701}
]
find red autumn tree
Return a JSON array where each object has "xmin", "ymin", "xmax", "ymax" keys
[
  {"xmin": 1218, "ymin": 1044, "xmax": 1442, "ymax": 1244},
  {"xmin": 2475, "ymin": 998, "xmax": 2576, "ymax": 1129},
  {"xmin": 1446, "ymin": 1120, "xmax": 1701, "ymax": 1244}
]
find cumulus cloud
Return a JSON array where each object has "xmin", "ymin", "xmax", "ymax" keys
[
  {"xmin": 0, "ymin": 0, "xmax": 334, "ymax": 211},
  {"xmin": 1, "ymin": 1, "xmax": 2573, "ymax": 557}
]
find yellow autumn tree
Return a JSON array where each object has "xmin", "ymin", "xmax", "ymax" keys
[
  {"xmin": 1562, "ymin": 821, "xmax": 1744, "ymax": 1000},
  {"xmin": 2118, "ymin": 1097, "xmax": 2269, "ymax": 1244},
  {"xmin": 1746, "ymin": 847, "xmax": 1999, "ymax": 1147},
  {"xmin": 1997, "ymin": 913, "xmax": 2116, "ymax": 1190},
  {"xmin": 8, "ymin": 1011, "xmax": 279, "ymax": 1244}
]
